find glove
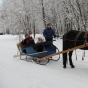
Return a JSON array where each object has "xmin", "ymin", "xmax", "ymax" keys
[{"xmin": 54, "ymin": 35, "xmax": 56, "ymax": 38}]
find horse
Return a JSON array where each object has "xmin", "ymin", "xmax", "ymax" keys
[{"xmin": 63, "ymin": 30, "xmax": 88, "ymax": 68}]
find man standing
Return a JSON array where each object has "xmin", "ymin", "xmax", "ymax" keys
[{"xmin": 43, "ymin": 23, "xmax": 56, "ymax": 41}]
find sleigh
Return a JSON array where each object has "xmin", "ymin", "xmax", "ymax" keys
[
  {"xmin": 14, "ymin": 39, "xmax": 88, "ymax": 65},
  {"xmin": 14, "ymin": 41, "xmax": 60, "ymax": 65}
]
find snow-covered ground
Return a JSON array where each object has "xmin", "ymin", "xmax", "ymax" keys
[{"xmin": 0, "ymin": 35, "xmax": 88, "ymax": 88}]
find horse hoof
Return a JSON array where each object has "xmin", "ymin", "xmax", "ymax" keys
[
  {"xmin": 63, "ymin": 65, "xmax": 66, "ymax": 68},
  {"xmin": 71, "ymin": 65, "xmax": 75, "ymax": 68}
]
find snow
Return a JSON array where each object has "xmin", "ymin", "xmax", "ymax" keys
[{"xmin": 0, "ymin": 35, "xmax": 88, "ymax": 88}]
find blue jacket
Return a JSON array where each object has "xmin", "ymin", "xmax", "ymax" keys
[{"xmin": 43, "ymin": 28, "xmax": 56, "ymax": 39}]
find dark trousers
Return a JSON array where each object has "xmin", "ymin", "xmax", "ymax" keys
[{"xmin": 45, "ymin": 38, "xmax": 53, "ymax": 42}]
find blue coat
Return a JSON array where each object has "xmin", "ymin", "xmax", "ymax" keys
[{"xmin": 43, "ymin": 28, "xmax": 56, "ymax": 39}]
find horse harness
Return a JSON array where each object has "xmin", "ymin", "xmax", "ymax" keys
[
  {"xmin": 63, "ymin": 31, "xmax": 88, "ymax": 60},
  {"xmin": 64, "ymin": 31, "xmax": 88, "ymax": 46}
]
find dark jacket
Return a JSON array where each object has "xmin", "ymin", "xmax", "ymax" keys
[
  {"xmin": 21, "ymin": 38, "xmax": 35, "ymax": 47},
  {"xmin": 43, "ymin": 28, "xmax": 56, "ymax": 40}
]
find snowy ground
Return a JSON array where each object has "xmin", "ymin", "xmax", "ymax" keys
[{"xmin": 0, "ymin": 35, "xmax": 88, "ymax": 88}]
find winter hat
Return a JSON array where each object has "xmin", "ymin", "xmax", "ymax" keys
[{"xmin": 47, "ymin": 23, "xmax": 51, "ymax": 26}]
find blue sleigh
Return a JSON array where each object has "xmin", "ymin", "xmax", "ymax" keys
[{"xmin": 18, "ymin": 41, "xmax": 60, "ymax": 65}]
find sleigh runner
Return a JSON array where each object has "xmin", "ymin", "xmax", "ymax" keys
[{"xmin": 14, "ymin": 41, "xmax": 60, "ymax": 65}]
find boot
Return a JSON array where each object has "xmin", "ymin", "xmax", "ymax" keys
[
  {"xmin": 63, "ymin": 65, "xmax": 66, "ymax": 68},
  {"xmin": 71, "ymin": 65, "xmax": 75, "ymax": 68}
]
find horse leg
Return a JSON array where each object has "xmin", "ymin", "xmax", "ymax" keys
[
  {"xmin": 69, "ymin": 51, "xmax": 75, "ymax": 68},
  {"xmin": 63, "ymin": 53, "xmax": 67, "ymax": 68},
  {"xmin": 63, "ymin": 39, "xmax": 68, "ymax": 68}
]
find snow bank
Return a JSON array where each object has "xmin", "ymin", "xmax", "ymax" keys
[{"xmin": 0, "ymin": 35, "xmax": 18, "ymax": 40}]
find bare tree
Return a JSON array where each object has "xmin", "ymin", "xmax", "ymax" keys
[{"xmin": 1, "ymin": 0, "xmax": 88, "ymax": 36}]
